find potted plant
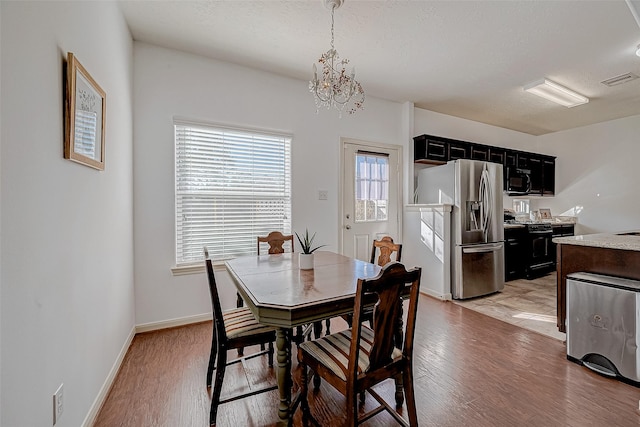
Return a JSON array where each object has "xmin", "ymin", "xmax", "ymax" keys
[{"xmin": 295, "ymin": 229, "xmax": 326, "ymax": 270}]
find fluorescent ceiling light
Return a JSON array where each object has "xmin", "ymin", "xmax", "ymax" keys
[{"xmin": 523, "ymin": 78, "xmax": 589, "ymax": 108}]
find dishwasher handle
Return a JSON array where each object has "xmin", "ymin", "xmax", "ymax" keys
[{"xmin": 462, "ymin": 243, "xmax": 504, "ymax": 254}]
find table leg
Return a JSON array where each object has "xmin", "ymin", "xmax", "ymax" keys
[{"xmin": 276, "ymin": 327, "xmax": 292, "ymax": 425}]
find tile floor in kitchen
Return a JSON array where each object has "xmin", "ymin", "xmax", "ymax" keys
[{"xmin": 452, "ymin": 272, "xmax": 566, "ymax": 341}]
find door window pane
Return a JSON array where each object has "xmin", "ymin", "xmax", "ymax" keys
[{"xmin": 355, "ymin": 154, "xmax": 388, "ymax": 222}]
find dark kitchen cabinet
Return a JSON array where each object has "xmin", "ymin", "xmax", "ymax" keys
[
  {"xmin": 414, "ymin": 134, "xmax": 556, "ymax": 196},
  {"xmin": 505, "ymin": 226, "xmax": 526, "ymax": 281},
  {"xmin": 470, "ymin": 144, "xmax": 490, "ymax": 161},
  {"xmin": 551, "ymin": 224, "xmax": 574, "ymax": 267},
  {"xmin": 414, "ymin": 135, "xmax": 447, "ymax": 164},
  {"xmin": 505, "ymin": 150, "xmax": 517, "ymax": 169},
  {"xmin": 542, "ymin": 157, "xmax": 555, "ymax": 195},
  {"xmin": 488, "ymin": 147, "xmax": 505, "ymax": 164},
  {"xmin": 448, "ymin": 140, "xmax": 470, "ymax": 160},
  {"xmin": 528, "ymin": 156, "xmax": 543, "ymax": 194}
]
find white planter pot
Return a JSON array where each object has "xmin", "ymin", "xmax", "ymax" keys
[{"xmin": 299, "ymin": 253, "xmax": 314, "ymax": 270}]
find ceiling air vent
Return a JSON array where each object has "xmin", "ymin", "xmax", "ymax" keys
[{"xmin": 601, "ymin": 72, "xmax": 639, "ymax": 87}]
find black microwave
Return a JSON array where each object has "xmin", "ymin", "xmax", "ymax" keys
[{"xmin": 506, "ymin": 167, "xmax": 531, "ymax": 195}]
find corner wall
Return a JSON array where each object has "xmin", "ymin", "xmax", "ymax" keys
[
  {"xmin": 1, "ymin": 2, "xmax": 134, "ymax": 426},
  {"xmin": 534, "ymin": 114, "xmax": 640, "ymax": 234}
]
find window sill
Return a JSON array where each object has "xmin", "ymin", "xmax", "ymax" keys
[{"xmin": 171, "ymin": 261, "xmax": 227, "ymax": 276}]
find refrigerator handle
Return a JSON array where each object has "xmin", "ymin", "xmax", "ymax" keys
[{"xmin": 462, "ymin": 243, "xmax": 503, "ymax": 254}]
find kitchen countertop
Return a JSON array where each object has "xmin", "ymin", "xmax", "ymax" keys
[
  {"xmin": 503, "ymin": 220, "xmax": 576, "ymax": 229},
  {"xmin": 553, "ymin": 232, "xmax": 640, "ymax": 252}
]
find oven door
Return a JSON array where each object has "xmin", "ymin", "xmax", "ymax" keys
[{"xmin": 526, "ymin": 229, "xmax": 554, "ymax": 278}]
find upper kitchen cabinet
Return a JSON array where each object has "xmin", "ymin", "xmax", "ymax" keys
[
  {"xmin": 542, "ymin": 157, "xmax": 555, "ymax": 196},
  {"xmin": 414, "ymin": 134, "xmax": 556, "ymax": 196},
  {"xmin": 414, "ymin": 134, "xmax": 448, "ymax": 164},
  {"xmin": 448, "ymin": 140, "xmax": 470, "ymax": 160}
]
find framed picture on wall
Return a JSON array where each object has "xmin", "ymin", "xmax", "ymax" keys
[
  {"xmin": 539, "ymin": 208, "xmax": 552, "ymax": 219},
  {"xmin": 64, "ymin": 52, "xmax": 106, "ymax": 170}
]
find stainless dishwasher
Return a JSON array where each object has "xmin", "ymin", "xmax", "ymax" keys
[{"xmin": 566, "ymin": 272, "xmax": 640, "ymax": 386}]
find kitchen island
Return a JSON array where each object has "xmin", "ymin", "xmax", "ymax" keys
[{"xmin": 554, "ymin": 232, "xmax": 640, "ymax": 333}]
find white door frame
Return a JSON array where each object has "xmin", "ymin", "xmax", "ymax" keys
[{"xmin": 338, "ymin": 137, "xmax": 404, "ymax": 255}]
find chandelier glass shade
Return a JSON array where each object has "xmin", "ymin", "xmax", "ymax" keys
[{"xmin": 309, "ymin": 0, "xmax": 364, "ymax": 116}]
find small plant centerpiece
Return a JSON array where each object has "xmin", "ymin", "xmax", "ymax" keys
[{"xmin": 295, "ymin": 229, "xmax": 326, "ymax": 270}]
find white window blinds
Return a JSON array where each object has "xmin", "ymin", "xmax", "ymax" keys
[{"xmin": 175, "ymin": 122, "xmax": 292, "ymax": 265}]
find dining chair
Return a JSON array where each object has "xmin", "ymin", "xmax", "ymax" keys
[
  {"xmin": 236, "ymin": 231, "xmax": 294, "ymax": 308},
  {"xmin": 204, "ymin": 248, "xmax": 277, "ymax": 426},
  {"xmin": 297, "ymin": 262, "xmax": 422, "ymax": 426},
  {"xmin": 344, "ymin": 236, "xmax": 403, "ymax": 339},
  {"xmin": 371, "ymin": 235, "xmax": 403, "ymax": 267}
]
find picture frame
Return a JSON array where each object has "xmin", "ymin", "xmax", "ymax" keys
[
  {"xmin": 539, "ymin": 208, "xmax": 552, "ymax": 219},
  {"xmin": 64, "ymin": 52, "xmax": 106, "ymax": 170}
]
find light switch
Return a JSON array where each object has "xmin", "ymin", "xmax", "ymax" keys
[{"xmin": 318, "ymin": 190, "xmax": 328, "ymax": 200}]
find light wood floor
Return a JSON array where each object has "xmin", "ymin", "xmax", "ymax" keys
[
  {"xmin": 453, "ymin": 273, "xmax": 565, "ymax": 341},
  {"xmin": 94, "ymin": 295, "xmax": 640, "ymax": 426}
]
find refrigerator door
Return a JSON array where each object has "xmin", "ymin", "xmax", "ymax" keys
[
  {"xmin": 454, "ymin": 242, "xmax": 505, "ymax": 299},
  {"xmin": 454, "ymin": 159, "xmax": 503, "ymax": 245}
]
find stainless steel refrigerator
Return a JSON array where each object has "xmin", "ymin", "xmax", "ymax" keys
[{"xmin": 417, "ymin": 159, "xmax": 504, "ymax": 299}]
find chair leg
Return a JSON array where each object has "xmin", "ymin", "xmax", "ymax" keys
[
  {"xmin": 313, "ymin": 321, "xmax": 323, "ymax": 339},
  {"xmin": 394, "ymin": 373, "xmax": 404, "ymax": 408},
  {"xmin": 402, "ymin": 366, "xmax": 418, "ymax": 426},
  {"xmin": 210, "ymin": 349, "xmax": 227, "ymax": 426},
  {"xmin": 236, "ymin": 294, "xmax": 246, "ymax": 356},
  {"xmin": 346, "ymin": 389, "xmax": 358, "ymax": 427},
  {"xmin": 268, "ymin": 341, "xmax": 274, "ymax": 367},
  {"xmin": 206, "ymin": 332, "xmax": 218, "ymax": 387},
  {"xmin": 300, "ymin": 362, "xmax": 310, "ymax": 416}
]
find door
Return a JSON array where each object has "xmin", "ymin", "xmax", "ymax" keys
[{"xmin": 341, "ymin": 140, "xmax": 401, "ymax": 261}]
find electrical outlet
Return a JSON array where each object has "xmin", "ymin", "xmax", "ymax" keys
[
  {"xmin": 318, "ymin": 190, "xmax": 328, "ymax": 200},
  {"xmin": 53, "ymin": 383, "xmax": 64, "ymax": 425}
]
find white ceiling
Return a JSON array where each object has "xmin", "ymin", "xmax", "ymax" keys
[{"xmin": 119, "ymin": 0, "xmax": 640, "ymax": 135}]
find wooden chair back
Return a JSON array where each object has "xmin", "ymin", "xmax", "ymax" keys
[
  {"xmin": 257, "ymin": 231, "xmax": 294, "ymax": 255},
  {"xmin": 370, "ymin": 236, "xmax": 402, "ymax": 266},
  {"xmin": 351, "ymin": 262, "xmax": 421, "ymax": 375},
  {"xmin": 204, "ymin": 248, "xmax": 227, "ymax": 343}
]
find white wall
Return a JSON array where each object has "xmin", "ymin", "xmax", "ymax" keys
[
  {"xmin": 1, "ymin": 2, "xmax": 134, "ymax": 426},
  {"xmin": 132, "ymin": 43, "xmax": 406, "ymax": 325},
  {"xmin": 534, "ymin": 114, "xmax": 640, "ymax": 234}
]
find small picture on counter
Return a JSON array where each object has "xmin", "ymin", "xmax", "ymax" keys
[{"xmin": 539, "ymin": 208, "xmax": 552, "ymax": 219}]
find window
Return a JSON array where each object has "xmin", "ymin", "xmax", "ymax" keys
[
  {"xmin": 354, "ymin": 153, "xmax": 388, "ymax": 222},
  {"xmin": 175, "ymin": 121, "xmax": 291, "ymax": 265}
]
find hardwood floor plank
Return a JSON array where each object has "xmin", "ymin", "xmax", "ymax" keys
[{"xmin": 94, "ymin": 296, "xmax": 640, "ymax": 426}]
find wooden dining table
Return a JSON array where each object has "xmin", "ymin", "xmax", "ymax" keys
[{"xmin": 225, "ymin": 250, "xmax": 382, "ymax": 425}]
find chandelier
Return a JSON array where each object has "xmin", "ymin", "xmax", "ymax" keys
[{"xmin": 309, "ymin": 0, "xmax": 365, "ymax": 116}]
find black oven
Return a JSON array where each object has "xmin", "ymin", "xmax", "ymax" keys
[
  {"xmin": 506, "ymin": 167, "xmax": 531, "ymax": 195},
  {"xmin": 524, "ymin": 223, "xmax": 554, "ymax": 279}
]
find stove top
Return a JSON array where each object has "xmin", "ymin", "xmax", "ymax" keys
[{"xmin": 525, "ymin": 223, "xmax": 553, "ymax": 232}]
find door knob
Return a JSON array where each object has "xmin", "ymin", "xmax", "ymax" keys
[{"xmin": 345, "ymin": 225, "xmax": 351, "ymax": 230}]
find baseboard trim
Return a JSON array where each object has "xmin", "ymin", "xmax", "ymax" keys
[
  {"xmin": 81, "ymin": 325, "xmax": 136, "ymax": 427},
  {"xmin": 81, "ymin": 313, "xmax": 212, "ymax": 426},
  {"xmin": 420, "ymin": 289, "xmax": 452, "ymax": 301},
  {"xmin": 136, "ymin": 313, "xmax": 212, "ymax": 333}
]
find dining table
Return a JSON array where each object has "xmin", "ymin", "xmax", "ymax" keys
[{"xmin": 225, "ymin": 250, "xmax": 382, "ymax": 425}]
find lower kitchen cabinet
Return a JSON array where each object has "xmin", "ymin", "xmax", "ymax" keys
[
  {"xmin": 505, "ymin": 226, "xmax": 527, "ymax": 281},
  {"xmin": 551, "ymin": 224, "xmax": 575, "ymax": 266}
]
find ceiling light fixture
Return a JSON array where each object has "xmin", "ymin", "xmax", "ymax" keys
[
  {"xmin": 523, "ymin": 78, "xmax": 589, "ymax": 108},
  {"xmin": 309, "ymin": 0, "xmax": 364, "ymax": 116}
]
